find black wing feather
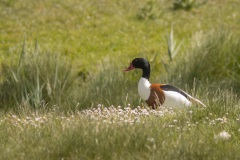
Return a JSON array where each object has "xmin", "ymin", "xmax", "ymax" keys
[{"xmin": 160, "ymin": 84, "xmax": 191, "ymax": 100}]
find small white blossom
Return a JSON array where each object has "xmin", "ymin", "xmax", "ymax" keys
[{"xmin": 215, "ymin": 130, "xmax": 231, "ymax": 141}]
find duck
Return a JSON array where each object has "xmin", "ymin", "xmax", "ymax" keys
[{"xmin": 125, "ymin": 58, "xmax": 206, "ymax": 109}]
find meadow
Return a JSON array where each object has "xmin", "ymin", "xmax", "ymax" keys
[{"xmin": 0, "ymin": 0, "xmax": 240, "ymax": 159}]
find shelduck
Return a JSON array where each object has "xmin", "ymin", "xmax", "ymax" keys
[{"xmin": 125, "ymin": 58, "xmax": 206, "ymax": 109}]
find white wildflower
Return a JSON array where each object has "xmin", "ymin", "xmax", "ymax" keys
[
  {"xmin": 35, "ymin": 117, "xmax": 41, "ymax": 121},
  {"xmin": 215, "ymin": 130, "xmax": 231, "ymax": 141},
  {"xmin": 147, "ymin": 137, "xmax": 155, "ymax": 143},
  {"xmin": 215, "ymin": 118, "xmax": 223, "ymax": 122}
]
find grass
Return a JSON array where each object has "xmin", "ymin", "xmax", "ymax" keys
[
  {"xmin": 1, "ymin": 0, "xmax": 240, "ymax": 68},
  {"xmin": 0, "ymin": 42, "xmax": 77, "ymax": 109},
  {"xmin": 1, "ymin": 0, "xmax": 240, "ymax": 159},
  {"xmin": 172, "ymin": 0, "xmax": 208, "ymax": 10},
  {"xmin": 168, "ymin": 29, "xmax": 240, "ymax": 94},
  {"xmin": 0, "ymin": 96, "xmax": 240, "ymax": 159}
]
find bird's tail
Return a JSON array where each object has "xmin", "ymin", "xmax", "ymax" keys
[{"xmin": 190, "ymin": 97, "xmax": 207, "ymax": 108}]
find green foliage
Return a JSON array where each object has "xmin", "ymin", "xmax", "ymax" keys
[
  {"xmin": 0, "ymin": 49, "xmax": 142, "ymax": 110},
  {"xmin": 0, "ymin": 0, "xmax": 239, "ymax": 68},
  {"xmin": 162, "ymin": 27, "xmax": 182, "ymax": 73},
  {"xmin": 169, "ymin": 30, "xmax": 240, "ymax": 94},
  {"xmin": 137, "ymin": 0, "xmax": 161, "ymax": 20},
  {"xmin": 166, "ymin": 27, "xmax": 182, "ymax": 61},
  {"xmin": 0, "ymin": 42, "xmax": 76, "ymax": 109},
  {"xmin": 172, "ymin": 0, "xmax": 208, "ymax": 10},
  {"xmin": 0, "ymin": 0, "xmax": 15, "ymax": 7},
  {"xmin": 74, "ymin": 59, "xmax": 141, "ymax": 109}
]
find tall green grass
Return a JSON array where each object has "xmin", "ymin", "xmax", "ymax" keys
[
  {"xmin": 0, "ymin": 46, "xmax": 142, "ymax": 110},
  {"xmin": 0, "ymin": 42, "xmax": 76, "ymax": 109},
  {"xmin": 75, "ymin": 60, "xmax": 137, "ymax": 108},
  {"xmin": 1, "ymin": 30, "xmax": 239, "ymax": 110},
  {"xmin": 168, "ymin": 30, "xmax": 240, "ymax": 94}
]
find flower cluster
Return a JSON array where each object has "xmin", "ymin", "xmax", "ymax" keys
[
  {"xmin": 1, "ymin": 105, "xmax": 239, "ymax": 134},
  {"xmin": 0, "ymin": 105, "xmax": 176, "ymax": 128},
  {"xmin": 214, "ymin": 130, "xmax": 231, "ymax": 142},
  {"xmin": 80, "ymin": 104, "xmax": 175, "ymax": 124},
  {"xmin": 4, "ymin": 114, "xmax": 49, "ymax": 128}
]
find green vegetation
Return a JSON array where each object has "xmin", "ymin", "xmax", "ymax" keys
[
  {"xmin": 172, "ymin": 0, "xmax": 208, "ymax": 10},
  {"xmin": 0, "ymin": 43, "xmax": 76, "ymax": 109},
  {"xmin": 169, "ymin": 30, "xmax": 240, "ymax": 94},
  {"xmin": 0, "ymin": 0, "xmax": 240, "ymax": 159}
]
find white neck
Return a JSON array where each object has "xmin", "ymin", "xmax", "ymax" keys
[{"xmin": 138, "ymin": 77, "xmax": 151, "ymax": 101}]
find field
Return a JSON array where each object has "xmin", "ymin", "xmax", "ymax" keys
[{"xmin": 1, "ymin": 0, "xmax": 240, "ymax": 159}]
